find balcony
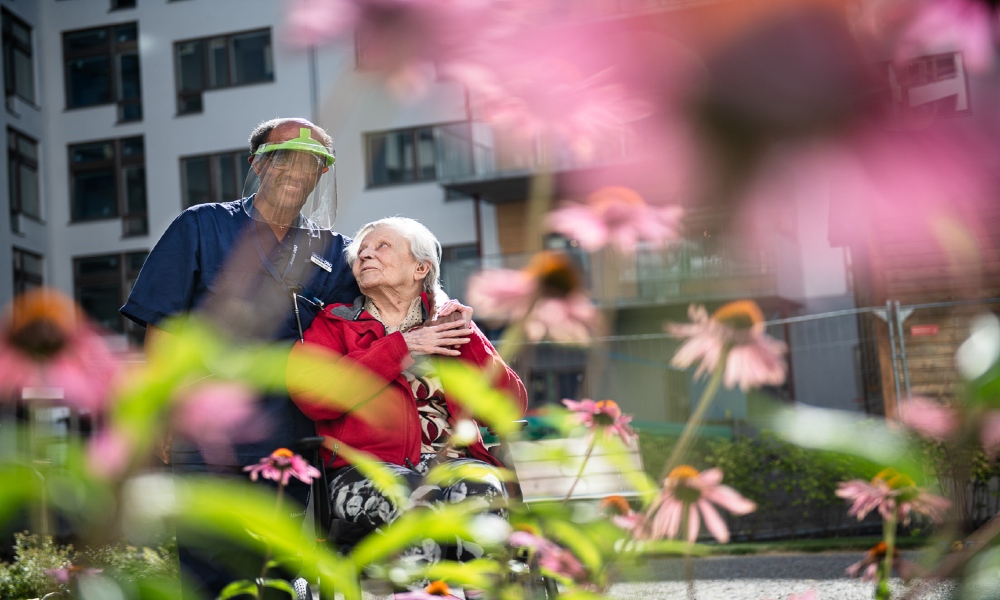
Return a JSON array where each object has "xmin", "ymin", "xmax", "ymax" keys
[
  {"xmin": 438, "ymin": 122, "xmax": 651, "ymax": 203},
  {"xmin": 441, "ymin": 239, "xmax": 780, "ymax": 309}
]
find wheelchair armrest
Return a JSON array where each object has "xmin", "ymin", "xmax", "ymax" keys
[{"xmin": 294, "ymin": 436, "xmax": 327, "ymax": 453}]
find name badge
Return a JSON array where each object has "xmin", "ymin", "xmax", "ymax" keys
[{"xmin": 311, "ymin": 253, "xmax": 333, "ymax": 272}]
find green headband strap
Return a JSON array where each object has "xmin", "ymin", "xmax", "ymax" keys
[{"xmin": 254, "ymin": 127, "xmax": 335, "ymax": 167}]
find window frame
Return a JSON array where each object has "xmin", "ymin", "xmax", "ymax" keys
[
  {"xmin": 2, "ymin": 8, "xmax": 34, "ymax": 106},
  {"xmin": 73, "ymin": 250, "xmax": 147, "ymax": 343},
  {"xmin": 174, "ymin": 28, "xmax": 273, "ymax": 115},
  {"xmin": 12, "ymin": 246, "xmax": 43, "ymax": 297},
  {"xmin": 8, "ymin": 127, "xmax": 40, "ymax": 222},
  {"xmin": 364, "ymin": 121, "xmax": 473, "ymax": 188},
  {"xmin": 179, "ymin": 148, "xmax": 252, "ymax": 208},
  {"xmin": 62, "ymin": 21, "xmax": 141, "ymax": 122},
  {"xmin": 68, "ymin": 135, "xmax": 147, "ymax": 237}
]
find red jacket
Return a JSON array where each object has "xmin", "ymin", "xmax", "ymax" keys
[{"xmin": 286, "ymin": 294, "xmax": 528, "ymax": 469}]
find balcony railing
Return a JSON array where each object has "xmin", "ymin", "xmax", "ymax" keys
[{"xmin": 441, "ymin": 240, "xmax": 778, "ymax": 308}]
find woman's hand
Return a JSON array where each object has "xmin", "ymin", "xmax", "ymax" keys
[
  {"xmin": 434, "ymin": 299, "xmax": 473, "ymax": 328},
  {"xmin": 403, "ymin": 318, "xmax": 472, "ymax": 357}
]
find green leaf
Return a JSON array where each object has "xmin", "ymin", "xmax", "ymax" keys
[
  {"xmin": 423, "ymin": 461, "xmax": 513, "ymax": 489},
  {"xmin": 436, "ymin": 359, "xmax": 522, "ymax": 435},
  {"xmin": 258, "ymin": 577, "xmax": 296, "ymax": 597},
  {"xmin": 326, "ymin": 438, "xmax": 409, "ymax": 508},
  {"xmin": 350, "ymin": 504, "xmax": 480, "ymax": 567},
  {"xmin": 218, "ymin": 579, "xmax": 258, "ymax": 599},
  {"xmin": 422, "ymin": 559, "xmax": 501, "ymax": 590},
  {"xmin": 544, "ymin": 520, "xmax": 604, "ymax": 574}
]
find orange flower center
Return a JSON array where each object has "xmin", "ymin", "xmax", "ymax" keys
[
  {"xmin": 594, "ymin": 399, "xmax": 622, "ymax": 425},
  {"xmin": 272, "ymin": 448, "xmax": 294, "ymax": 459},
  {"xmin": 586, "ymin": 186, "xmax": 645, "ymax": 216},
  {"xmin": 524, "ymin": 251, "xmax": 582, "ymax": 298},
  {"xmin": 6, "ymin": 289, "xmax": 79, "ymax": 359},
  {"xmin": 874, "ymin": 468, "xmax": 915, "ymax": 491},
  {"xmin": 668, "ymin": 465, "xmax": 702, "ymax": 504},
  {"xmin": 600, "ymin": 495, "xmax": 632, "ymax": 515},
  {"xmin": 424, "ymin": 580, "xmax": 452, "ymax": 596},
  {"xmin": 711, "ymin": 300, "xmax": 765, "ymax": 332},
  {"xmin": 668, "ymin": 465, "xmax": 700, "ymax": 480}
]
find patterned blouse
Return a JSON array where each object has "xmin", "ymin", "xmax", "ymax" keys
[{"xmin": 365, "ymin": 297, "xmax": 465, "ymax": 459}]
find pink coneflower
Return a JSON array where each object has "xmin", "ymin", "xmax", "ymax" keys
[
  {"xmin": 601, "ymin": 495, "xmax": 642, "ymax": 531},
  {"xmin": 509, "ymin": 529, "xmax": 587, "ymax": 582},
  {"xmin": 466, "ymin": 251, "xmax": 601, "ymax": 343},
  {"xmin": 0, "ymin": 289, "xmax": 121, "ymax": 413},
  {"xmin": 845, "ymin": 541, "xmax": 919, "ymax": 582},
  {"xmin": 393, "ymin": 580, "xmax": 464, "ymax": 599},
  {"xmin": 638, "ymin": 465, "xmax": 756, "ymax": 544},
  {"xmin": 836, "ymin": 468, "xmax": 950, "ymax": 525},
  {"xmin": 666, "ymin": 301, "xmax": 787, "ymax": 392},
  {"xmin": 562, "ymin": 398, "xmax": 636, "ymax": 445},
  {"xmin": 46, "ymin": 562, "xmax": 103, "ymax": 584},
  {"xmin": 244, "ymin": 447, "xmax": 321, "ymax": 487},
  {"xmin": 545, "ymin": 186, "xmax": 683, "ymax": 255}
]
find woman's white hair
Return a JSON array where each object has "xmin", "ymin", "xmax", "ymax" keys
[{"xmin": 345, "ymin": 216, "xmax": 445, "ymax": 303}]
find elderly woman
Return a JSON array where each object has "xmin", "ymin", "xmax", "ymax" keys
[{"xmin": 287, "ymin": 216, "xmax": 527, "ymax": 567}]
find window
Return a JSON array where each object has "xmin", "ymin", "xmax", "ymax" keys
[
  {"xmin": 12, "ymin": 247, "xmax": 42, "ymax": 297},
  {"xmin": 2, "ymin": 9, "xmax": 34, "ymax": 106},
  {"xmin": 73, "ymin": 251, "xmax": 147, "ymax": 343},
  {"xmin": 365, "ymin": 122, "xmax": 473, "ymax": 187},
  {"xmin": 69, "ymin": 136, "xmax": 147, "ymax": 236},
  {"xmin": 62, "ymin": 22, "xmax": 141, "ymax": 121},
  {"xmin": 111, "ymin": 0, "xmax": 136, "ymax": 9},
  {"xmin": 175, "ymin": 29, "xmax": 273, "ymax": 114},
  {"xmin": 180, "ymin": 149, "xmax": 252, "ymax": 208},
  {"xmin": 8, "ymin": 128, "xmax": 39, "ymax": 224},
  {"xmin": 879, "ymin": 52, "xmax": 970, "ymax": 120}
]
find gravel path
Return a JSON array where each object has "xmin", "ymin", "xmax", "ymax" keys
[
  {"xmin": 606, "ymin": 551, "xmax": 961, "ymax": 599},
  {"xmin": 358, "ymin": 551, "xmax": 977, "ymax": 599}
]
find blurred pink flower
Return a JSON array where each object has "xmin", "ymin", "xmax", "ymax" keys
[
  {"xmin": 562, "ymin": 398, "xmax": 635, "ymax": 445},
  {"xmin": 836, "ymin": 468, "xmax": 950, "ymax": 525},
  {"xmin": 601, "ymin": 495, "xmax": 642, "ymax": 531},
  {"xmin": 86, "ymin": 427, "xmax": 135, "ymax": 480},
  {"xmin": 173, "ymin": 380, "xmax": 267, "ymax": 466},
  {"xmin": 898, "ymin": 396, "xmax": 958, "ymax": 441},
  {"xmin": 466, "ymin": 251, "xmax": 601, "ymax": 343},
  {"xmin": 457, "ymin": 18, "xmax": 654, "ymax": 160},
  {"xmin": 244, "ymin": 447, "xmax": 321, "ymax": 486},
  {"xmin": 394, "ymin": 580, "xmax": 463, "ymax": 599},
  {"xmin": 509, "ymin": 529, "xmax": 587, "ymax": 582},
  {"xmin": 845, "ymin": 541, "xmax": 919, "ymax": 582},
  {"xmin": 667, "ymin": 301, "xmax": 787, "ymax": 391},
  {"xmin": 546, "ymin": 186, "xmax": 683, "ymax": 254},
  {"xmin": 282, "ymin": 0, "xmax": 518, "ymax": 97},
  {"xmin": 47, "ymin": 562, "xmax": 102, "ymax": 584},
  {"xmin": 0, "ymin": 289, "xmax": 121, "ymax": 413},
  {"xmin": 638, "ymin": 465, "xmax": 756, "ymax": 544},
  {"xmin": 898, "ymin": 397, "xmax": 1000, "ymax": 457},
  {"xmin": 897, "ymin": 0, "xmax": 998, "ymax": 72}
]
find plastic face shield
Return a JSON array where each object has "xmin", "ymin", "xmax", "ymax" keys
[{"xmin": 243, "ymin": 127, "xmax": 338, "ymax": 230}]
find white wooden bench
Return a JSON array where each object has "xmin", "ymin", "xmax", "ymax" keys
[{"xmin": 506, "ymin": 436, "xmax": 646, "ymax": 504}]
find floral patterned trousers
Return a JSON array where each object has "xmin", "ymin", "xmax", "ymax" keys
[{"xmin": 328, "ymin": 453, "xmax": 508, "ymax": 566}]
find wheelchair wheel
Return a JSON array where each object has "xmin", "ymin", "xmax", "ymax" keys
[{"xmin": 292, "ymin": 577, "xmax": 314, "ymax": 600}]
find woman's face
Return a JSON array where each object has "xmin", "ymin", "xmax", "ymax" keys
[{"xmin": 353, "ymin": 226, "xmax": 428, "ymax": 296}]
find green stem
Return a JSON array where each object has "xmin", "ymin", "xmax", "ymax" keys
[
  {"xmin": 256, "ymin": 482, "xmax": 286, "ymax": 598},
  {"xmin": 876, "ymin": 510, "xmax": 897, "ymax": 600},
  {"xmin": 660, "ymin": 348, "xmax": 730, "ymax": 481},
  {"xmin": 561, "ymin": 435, "xmax": 598, "ymax": 504}
]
